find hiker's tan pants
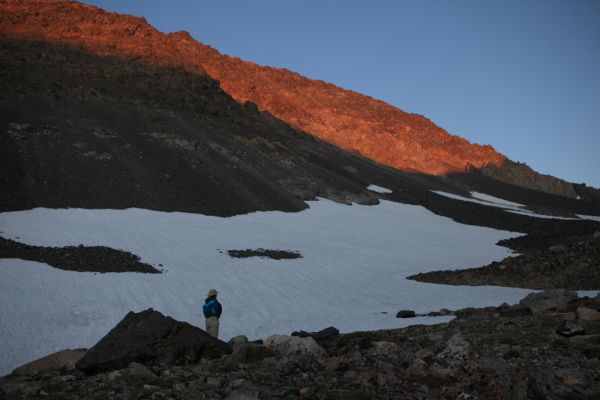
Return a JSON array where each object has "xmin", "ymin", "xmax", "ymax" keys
[{"xmin": 205, "ymin": 316, "xmax": 219, "ymax": 338}]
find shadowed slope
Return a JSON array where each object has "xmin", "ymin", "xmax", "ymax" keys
[{"xmin": 1, "ymin": 38, "xmax": 399, "ymax": 214}]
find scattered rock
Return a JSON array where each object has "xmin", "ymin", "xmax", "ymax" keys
[
  {"xmin": 263, "ymin": 335, "xmax": 327, "ymax": 359},
  {"xmin": 224, "ymin": 381, "xmax": 261, "ymax": 400},
  {"xmin": 540, "ymin": 312, "xmax": 577, "ymax": 322},
  {"xmin": 206, "ymin": 377, "xmax": 223, "ymax": 387},
  {"xmin": 228, "ymin": 335, "xmax": 249, "ymax": 364},
  {"xmin": 407, "ymin": 359, "xmax": 428, "ymax": 378},
  {"xmin": 396, "ymin": 310, "xmax": 416, "ymax": 318},
  {"xmin": 369, "ymin": 341, "xmax": 399, "ymax": 356},
  {"xmin": 415, "ymin": 348, "xmax": 435, "ymax": 361},
  {"xmin": 499, "ymin": 304, "xmax": 532, "ymax": 318},
  {"xmin": 107, "ymin": 370, "xmax": 122, "ymax": 381},
  {"xmin": 556, "ymin": 320, "xmax": 585, "ymax": 337},
  {"xmin": 480, "ymin": 357, "xmax": 511, "ymax": 376},
  {"xmin": 291, "ymin": 326, "xmax": 339, "ymax": 341},
  {"xmin": 342, "ymin": 370, "xmax": 359, "ymax": 381},
  {"xmin": 519, "ymin": 289, "xmax": 579, "ymax": 314},
  {"xmin": 569, "ymin": 334, "xmax": 600, "ymax": 345},
  {"xmin": 577, "ymin": 307, "xmax": 600, "ymax": 321},
  {"xmin": 325, "ymin": 357, "xmax": 344, "ymax": 372},
  {"xmin": 549, "ymin": 245, "xmax": 567, "ymax": 252},
  {"xmin": 76, "ymin": 309, "xmax": 229, "ymax": 374},
  {"xmin": 142, "ymin": 384, "xmax": 160, "ymax": 390},
  {"xmin": 439, "ymin": 333, "xmax": 471, "ymax": 357},
  {"xmin": 128, "ymin": 362, "xmax": 155, "ymax": 378}
]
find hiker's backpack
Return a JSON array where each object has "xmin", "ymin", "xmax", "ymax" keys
[{"xmin": 203, "ymin": 299, "xmax": 216, "ymax": 318}]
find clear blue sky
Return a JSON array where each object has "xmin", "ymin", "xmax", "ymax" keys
[{"xmin": 82, "ymin": 0, "xmax": 600, "ymax": 188}]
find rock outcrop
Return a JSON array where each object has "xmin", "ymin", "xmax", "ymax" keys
[
  {"xmin": 408, "ymin": 231, "xmax": 600, "ymax": 290},
  {"xmin": 75, "ymin": 309, "xmax": 229, "ymax": 375},
  {"xmin": 0, "ymin": 236, "xmax": 159, "ymax": 273}
]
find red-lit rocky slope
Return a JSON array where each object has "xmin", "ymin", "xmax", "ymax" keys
[
  {"xmin": 0, "ymin": 0, "xmax": 594, "ymax": 199},
  {"xmin": 0, "ymin": 0, "xmax": 502, "ymax": 174}
]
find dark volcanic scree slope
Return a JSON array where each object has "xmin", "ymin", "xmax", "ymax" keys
[{"xmin": 0, "ymin": 38, "xmax": 383, "ymax": 216}]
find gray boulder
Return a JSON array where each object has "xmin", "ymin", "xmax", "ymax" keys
[
  {"xmin": 519, "ymin": 289, "xmax": 578, "ymax": 314},
  {"xmin": 577, "ymin": 307, "xmax": 600, "ymax": 321},
  {"xmin": 263, "ymin": 334, "xmax": 327, "ymax": 359},
  {"xmin": 76, "ymin": 308, "xmax": 229, "ymax": 374},
  {"xmin": 228, "ymin": 336, "xmax": 250, "ymax": 364}
]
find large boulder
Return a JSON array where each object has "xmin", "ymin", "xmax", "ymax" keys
[
  {"xmin": 577, "ymin": 307, "xmax": 600, "ymax": 321},
  {"xmin": 76, "ymin": 309, "xmax": 229, "ymax": 374},
  {"xmin": 519, "ymin": 289, "xmax": 578, "ymax": 314},
  {"xmin": 263, "ymin": 335, "xmax": 327, "ymax": 359}
]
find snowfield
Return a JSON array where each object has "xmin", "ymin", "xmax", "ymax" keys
[{"xmin": 0, "ymin": 199, "xmax": 536, "ymax": 375}]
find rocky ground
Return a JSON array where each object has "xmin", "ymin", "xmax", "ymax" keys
[
  {"xmin": 2, "ymin": 290, "xmax": 600, "ymax": 399},
  {"xmin": 0, "ymin": 236, "xmax": 159, "ymax": 273},
  {"xmin": 409, "ymin": 231, "xmax": 600, "ymax": 290}
]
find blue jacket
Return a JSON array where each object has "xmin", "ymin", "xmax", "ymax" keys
[{"xmin": 203, "ymin": 296, "xmax": 222, "ymax": 318}]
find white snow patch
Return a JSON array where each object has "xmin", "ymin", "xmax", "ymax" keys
[
  {"xmin": 470, "ymin": 192, "xmax": 524, "ymax": 208},
  {"xmin": 367, "ymin": 184, "xmax": 393, "ymax": 194},
  {"xmin": 577, "ymin": 214, "xmax": 600, "ymax": 222},
  {"xmin": 432, "ymin": 190, "xmax": 524, "ymax": 211},
  {"xmin": 0, "ymin": 199, "xmax": 534, "ymax": 375},
  {"xmin": 505, "ymin": 209, "xmax": 579, "ymax": 220}
]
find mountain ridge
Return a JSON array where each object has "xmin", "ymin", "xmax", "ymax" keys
[
  {"xmin": 0, "ymin": 0, "xmax": 597, "ymax": 201},
  {"xmin": 0, "ymin": 0, "xmax": 505, "ymax": 176}
]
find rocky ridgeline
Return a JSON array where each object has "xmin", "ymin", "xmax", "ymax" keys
[
  {"xmin": 0, "ymin": 0, "xmax": 507, "ymax": 179},
  {"xmin": 2, "ymin": 290, "xmax": 600, "ymax": 399},
  {"xmin": 409, "ymin": 231, "xmax": 600, "ymax": 290},
  {"xmin": 6, "ymin": 0, "xmax": 600, "ymax": 201}
]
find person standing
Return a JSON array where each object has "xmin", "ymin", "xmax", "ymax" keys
[{"xmin": 203, "ymin": 289, "xmax": 222, "ymax": 338}]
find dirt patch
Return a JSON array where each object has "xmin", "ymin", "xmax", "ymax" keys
[
  {"xmin": 0, "ymin": 236, "xmax": 160, "ymax": 273},
  {"xmin": 226, "ymin": 249, "xmax": 302, "ymax": 260}
]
